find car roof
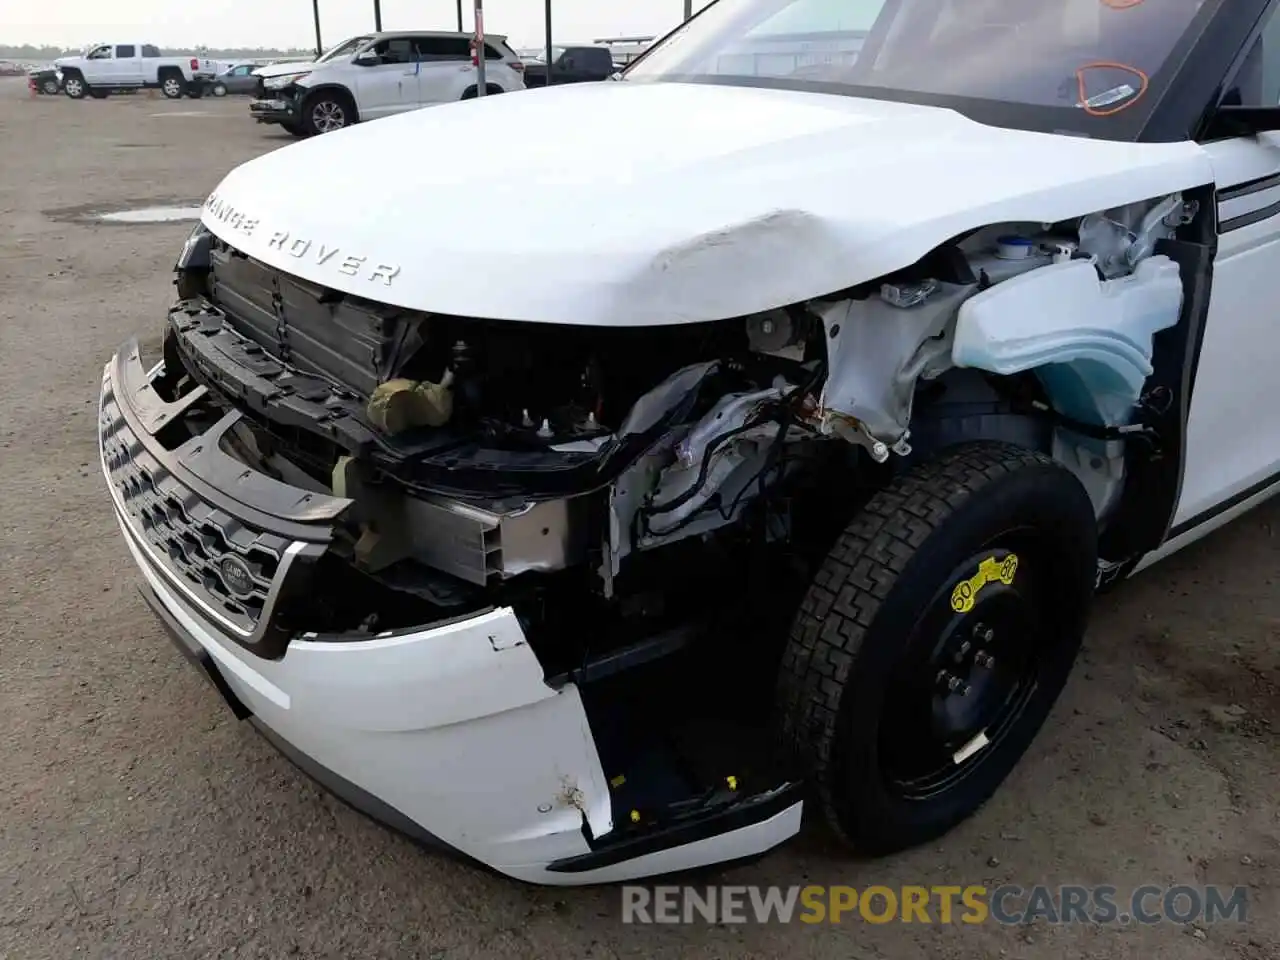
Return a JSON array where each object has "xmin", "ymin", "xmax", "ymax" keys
[{"xmin": 367, "ymin": 30, "xmax": 509, "ymax": 41}]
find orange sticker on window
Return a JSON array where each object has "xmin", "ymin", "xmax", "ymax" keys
[{"xmin": 1076, "ymin": 62, "xmax": 1149, "ymax": 117}]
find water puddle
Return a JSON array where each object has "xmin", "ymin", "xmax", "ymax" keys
[
  {"xmin": 45, "ymin": 199, "xmax": 205, "ymax": 226},
  {"xmin": 96, "ymin": 205, "xmax": 203, "ymax": 223}
]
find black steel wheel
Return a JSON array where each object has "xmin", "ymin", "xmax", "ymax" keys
[
  {"xmin": 878, "ymin": 546, "xmax": 1045, "ymax": 800},
  {"xmin": 776, "ymin": 441, "xmax": 1097, "ymax": 855}
]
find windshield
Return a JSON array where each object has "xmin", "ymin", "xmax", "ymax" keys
[
  {"xmin": 319, "ymin": 35, "xmax": 373, "ymax": 63},
  {"xmin": 627, "ymin": 0, "xmax": 1216, "ymax": 136}
]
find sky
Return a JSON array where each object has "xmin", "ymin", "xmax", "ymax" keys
[{"xmin": 3, "ymin": 0, "xmax": 707, "ymax": 51}]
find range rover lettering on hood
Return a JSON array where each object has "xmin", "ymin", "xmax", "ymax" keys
[{"xmin": 203, "ymin": 191, "xmax": 401, "ymax": 286}]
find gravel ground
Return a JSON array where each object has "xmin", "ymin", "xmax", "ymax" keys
[{"xmin": 0, "ymin": 79, "xmax": 1276, "ymax": 960}]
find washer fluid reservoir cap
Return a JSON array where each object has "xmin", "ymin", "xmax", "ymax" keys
[{"xmin": 994, "ymin": 235, "xmax": 1035, "ymax": 260}]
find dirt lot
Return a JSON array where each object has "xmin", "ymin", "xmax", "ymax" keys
[{"xmin": 0, "ymin": 78, "xmax": 1276, "ymax": 960}]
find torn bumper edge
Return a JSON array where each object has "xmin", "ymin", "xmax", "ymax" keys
[
  {"xmin": 249, "ymin": 97, "xmax": 296, "ymax": 124},
  {"xmin": 99, "ymin": 347, "xmax": 803, "ymax": 884}
]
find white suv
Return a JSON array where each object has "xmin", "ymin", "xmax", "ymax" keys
[{"xmin": 249, "ymin": 31, "xmax": 527, "ymax": 136}]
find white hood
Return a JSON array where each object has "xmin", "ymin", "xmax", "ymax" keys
[
  {"xmin": 252, "ymin": 60, "xmax": 314, "ymax": 79},
  {"xmin": 200, "ymin": 82, "xmax": 1213, "ymax": 327}
]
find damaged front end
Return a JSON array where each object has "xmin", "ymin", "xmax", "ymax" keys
[{"xmin": 120, "ymin": 185, "xmax": 1196, "ymax": 872}]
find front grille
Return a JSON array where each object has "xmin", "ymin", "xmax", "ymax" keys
[{"xmin": 100, "ymin": 381, "xmax": 289, "ymax": 634}]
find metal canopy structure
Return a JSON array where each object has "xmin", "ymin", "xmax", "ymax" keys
[
  {"xmin": 371, "ymin": 1, "xmax": 467, "ymax": 32},
  {"xmin": 311, "ymin": 0, "xmax": 465, "ymax": 55},
  {"xmin": 308, "ymin": 1, "xmax": 685, "ymax": 90}
]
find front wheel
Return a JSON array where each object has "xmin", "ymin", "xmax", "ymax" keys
[
  {"xmin": 41, "ymin": 78, "xmax": 59, "ymax": 95},
  {"xmin": 63, "ymin": 74, "xmax": 86, "ymax": 99},
  {"xmin": 160, "ymin": 75, "xmax": 185, "ymax": 99},
  {"xmin": 303, "ymin": 94, "xmax": 351, "ymax": 134},
  {"xmin": 210, "ymin": 82, "xmax": 227, "ymax": 97},
  {"xmin": 775, "ymin": 441, "xmax": 1098, "ymax": 855},
  {"xmin": 280, "ymin": 121, "xmax": 307, "ymax": 138}
]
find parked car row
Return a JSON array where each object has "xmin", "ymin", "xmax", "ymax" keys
[
  {"xmin": 244, "ymin": 32, "xmax": 622, "ymax": 137},
  {"xmin": 26, "ymin": 33, "xmax": 622, "ymax": 118}
]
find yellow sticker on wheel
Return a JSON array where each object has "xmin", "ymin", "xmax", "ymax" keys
[{"xmin": 950, "ymin": 554, "xmax": 1019, "ymax": 613}]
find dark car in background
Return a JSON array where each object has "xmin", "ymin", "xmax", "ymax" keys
[
  {"xmin": 208, "ymin": 63, "xmax": 261, "ymax": 97},
  {"xmin": 522, "ymin": 45, "xmax": 615, "ymax": 87},
  {"xmin": 28, "ymin": 67, "xmax": 61, "ymax": 95}
]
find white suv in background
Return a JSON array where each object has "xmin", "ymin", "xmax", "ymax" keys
[{"xmin": 249, "ymin": 31, "xmax": 527, "ymax": 136}]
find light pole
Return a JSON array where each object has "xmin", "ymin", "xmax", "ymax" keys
[
  {"xmin": 683, "ymin": 0, "xmax": 692, "ymax": 20},
  {"xmin": 456, "ymin": 0, "xmax": 464, "ymax": 31},
  {"xmin": 312, "ymin": 0, "xmax": 322, "ymax": 56},
  {"xmin": 474, "ymin": 0, "xmax": 486, "ymax": 96},
  {"xmin": 544, "ymin": 0, "xmax": 553, "ymax": 89},
  {"xmin": 373, "ymin": 0, "xmax": 382, "ymax": 30}
]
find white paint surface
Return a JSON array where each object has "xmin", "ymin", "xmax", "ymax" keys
[{"xmin": 199, "ymin": 81, "xmax": 1213, "ymax": 326}]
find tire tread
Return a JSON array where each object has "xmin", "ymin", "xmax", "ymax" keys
[{"xmin": 775, "ymin": 440, "xmax": 1060, "ymax": 844}]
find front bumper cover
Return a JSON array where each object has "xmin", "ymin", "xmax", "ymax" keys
[
  {"xmin": 249, "ymin": 97, "xmax": 295, "ymax": 123},
  {"xmin": 99, "ymin": 341, "xmax": 803, "ymax": 883}
]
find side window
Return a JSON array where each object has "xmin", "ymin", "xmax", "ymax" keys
[
  {"xmin": 580, "ymin": 49, "xmax": 614, "ymax": 72},
  {"xmin": 116, "ymin": 45, "xmax": 136, "ymax": 58},
  {"xmin": 141, "ymin": 45, "xmax": 161, "ymax": 57},
  {"xmin": 1223, "ymin": 9, "xmax": 1280, "ymax": 106},
  {"xmin": 372, "ymin": 38, "xmax": 416, "ymax": 64},
  {"xmin": 87, "ymin": 45, "xmax": 112, "ymax": 60},
  {"xmin": 233, "ymin": 65, "xmax": 253, "ymax": 76},
  {"xmin": 417, "ymin": 37, "xmax": 471, "ymax": 61},
  {"xmin": 483, "ymin": 43, "xmax": 505, "ymax": 61}
]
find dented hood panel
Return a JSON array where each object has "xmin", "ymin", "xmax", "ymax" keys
[
  {"xmin": 252, "ymin": 60, "xmax": 315, "ymax": 79},
  {"xmin": 201, "ymin": 82, "xmax": 1212, "ymax": 326}
]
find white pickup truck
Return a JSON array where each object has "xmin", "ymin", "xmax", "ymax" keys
[{"xmin": 55, "ymin": 43, "xmax": 217, "ymax": 100}]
